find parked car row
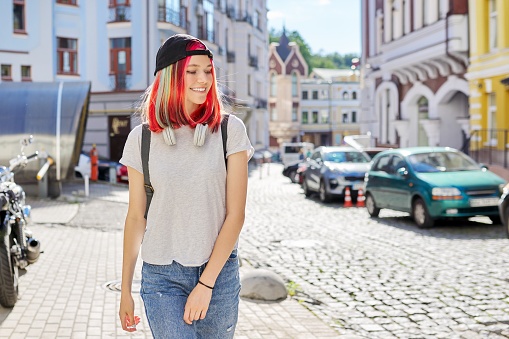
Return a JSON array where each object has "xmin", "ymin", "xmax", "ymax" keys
[
  {"xmin": 74, "ymin": 152, "xmax": 128, "ymax": 184},
  {"xmin": 282, "ymin": 144, "xmax": 509, "ymax": 236}
]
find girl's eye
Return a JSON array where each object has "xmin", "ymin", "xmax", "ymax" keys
[
  {"xmin": 187, "ymin": 71, "xmax": 197, "ymax": 74},
  {"xmin": 205, "ymin": 71, "xmax": 212, "ymax": 74}
]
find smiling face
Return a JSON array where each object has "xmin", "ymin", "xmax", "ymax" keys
[{"xmin": 184, "ymin": 54, "xmax": 213, "ymax": 114}]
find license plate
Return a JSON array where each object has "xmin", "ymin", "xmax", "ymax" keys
[
  {"xmin": 469, "ymin": 197, "xmax": 499, "ymax": 207},
  {"xmin": 353, "ymin": 182, "xmax": 364, "ymax": 190}
]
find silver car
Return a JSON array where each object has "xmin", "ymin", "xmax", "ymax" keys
[{"xmin": 302, "ymin": 146, "xmax": 371, "ymax": 202}]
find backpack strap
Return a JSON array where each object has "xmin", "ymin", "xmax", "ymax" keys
[
  {"xmin": 141, "ymin": 123, "xmax": 153, "ymax": 220},
  {"xmin": 221, "ymin": 114, "xmax": 230, "ymax": 169}
]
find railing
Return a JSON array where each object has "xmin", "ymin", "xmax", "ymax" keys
[
  {"xmin": 249, "ymin": 55, "xmax": 258, "ymax": 68},
  {"xmin": 109, "ymin": 6, "xmax": 131, "ymax": 22},
  {"xmin": 158, "ymin": 7, "xmax": 179, "ymax": 26},
  {"xmin": 466, "ymin": 129, "xmax": 509, "ymax": 168},
  {"xmin": 110, "ymin": 73, "xmax": 131, "ymax": 91}
]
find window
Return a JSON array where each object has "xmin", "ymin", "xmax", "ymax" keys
[
  {"xmin": 312, "ymin": 111, "xmax": 318, "ymax": 123},
  {"xmin": 488, "ymin": 93, "xmax": 497, "ymax": 145},
  {"xmin": 352, "ymin": 91, "xmax": 357, "ymax": 100},
  {"xmin": 302, "ymin": 111, "xmax": 308, "ymax": 124},
  {"xmin": 271, "ymin": 107, "xmax": 278, "ymax": 121},
  {"xmin": 343, "ymin": 91, "xmax": 350, "ymax": 100},
  {"xmin": 291, "ymin": 73, "xmax": 298, "ymax": 97},
  {"xmin": 321, "ymin": 109, "xmax": 329, "ymax": 124},
  {"xmin": 253, "ymin": 10, "xmax": 259, "ymax": 29},
  {"xmin": 109, "ymin": 0, "xmax": 131, "ymax": 22},
  {"xmin": 247, "ymin": 74, "xmax": 251, "ymax": 96},
  {"xmin": 57, "ymin": 0, "xmax": 77, "ymax": 4},
  {"xmin": 342, "ymin": 113, "xmax": 349, "ymax": 123},
  {"xmin": 1, "ymin": 65, "xmax": 12, "ymax": 81},
  {"xmin": 204, "ymin": 0, "xmax": 215, "ymax": 42},
  {"xmin": 312, "ymin": 91, "xmax": 318, "ymax": 100},
  {"xmin": 270, "ymin": 73, "xmax": 277, "ymax": 97},
  {"xmin": 292, "ymin": 107, "xmax": 298, "ymax": 122},
  {"xmin": 21, "ymin": 65, "xmax": 31, "ymax": 81},
  {"xmin": 351, "ymin": 111, "xmax": 357, "ymax": 123},
  {"xmin": 13, "ymin": 0, "xmax": 25, "ymax": 33},
  {"xmin": 489, "ymin": 0, "xmax": 497, "ymax": 50},
  {"xmin": 57, "ymin": 38, "xmax": 78, "ymax": 74},
  {"xmin": 302, "ymin": 91, "xmax": 308, "ymax": 100},
  {"xmin": 110, "ymin": 37, "xmax": 132, "ymax": 90}
]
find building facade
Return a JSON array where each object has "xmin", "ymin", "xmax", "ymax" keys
[
  {"xmin": 301, "ymin": 69, "xmax": 361, "ymax": 146},
  {"xmin": 268, "ymin": 32, "xmax": 361, "ymax": 149},
  {"xmin": 465, "ymin": 0, "xmax": 509, "ymax": 167},
  {"xmin": 1, "ymin": 0, "xmax": 269, "ymax": 161},
  {"xmin": 360, "ymin": 0, "xmax": 470, "ymax": 149}
]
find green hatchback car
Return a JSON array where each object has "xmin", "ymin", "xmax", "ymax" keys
[{"xmin": 364, "ymin": 147, "xmax": 506, "ymax": 228}]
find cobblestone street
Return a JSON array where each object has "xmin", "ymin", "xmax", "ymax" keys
[
  {"xmin": 1, "ymin": 163, "xmax": 509, "ymax": 338},
  {"xmin": 242, "ymin": 164, "xmax": 509, "ymax": 338}
]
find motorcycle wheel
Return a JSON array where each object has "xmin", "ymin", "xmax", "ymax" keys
[{"xmin": 0, "ymin": 234, "xmax": 18, "ymax": 307}]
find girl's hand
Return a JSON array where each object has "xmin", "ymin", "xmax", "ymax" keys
[
  {"xmin": 183, "ymin": 284, "xmax": 213, "ymax": 324},
  {"xmin": 119, "ymin": 293, "xmax": 141, "ymax": 332}
]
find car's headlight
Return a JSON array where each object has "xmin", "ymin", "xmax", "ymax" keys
[
  {"xmin": 501, "ymin": 183, "xmax": 509, "ymax": 194},
  {"xmin": 432, "ymin": 187, "xmax": 462, "ymax": 200}
]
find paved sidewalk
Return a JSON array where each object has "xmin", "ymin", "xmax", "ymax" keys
[{"xmin": 0, "ymin": 178, "xmax": 342, "ymax": 338}]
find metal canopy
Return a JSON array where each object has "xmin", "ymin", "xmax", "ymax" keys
[{"xmin": 0, "ymin": 81, "xmax": 91, "ymax": 196}]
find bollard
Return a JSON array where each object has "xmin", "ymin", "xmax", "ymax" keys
[
  {"xmin": 84, "ymin": 175, "xmax": 89, "ymax": 197},
  {"xmin": 109, "ymin": 164, "xmax": 117, "ymax": 184}
]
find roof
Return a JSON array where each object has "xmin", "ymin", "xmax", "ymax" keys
[{"xmin": 310, "ymin": 68, "xmax": 360, "ymax": 82}]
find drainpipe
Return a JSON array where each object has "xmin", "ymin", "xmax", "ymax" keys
[
  {"xmin": 147, "ymin": 1, "xmax": 150, "ymax": 87},
  {"xmin": 445, "ymin": 0, "xmax": 467, "ymax": 70}
]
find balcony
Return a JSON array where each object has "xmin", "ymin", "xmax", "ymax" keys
[
  {"xmin": 158, "ymin": 7, "xmax": 180, "ymax": 26},
  {"xmin": 110, "ymin": 73, "xmax": 131, "ymax": 91},
  {"xmin": 108, "ymin": 6, "xmax": 131, "ymax": 22},
  {"xmin": 227, "ymin": 51, "xmax": 236, "ymax": 63}
]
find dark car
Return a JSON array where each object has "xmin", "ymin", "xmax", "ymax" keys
[
  {"xmin": 301, "ymin": 146, "xmax": 371, "ymax": 202},
  {"xmin": 365, "ymin": 147, "xmax": 506, "ymax": 228},
  {"xmin": 498, "ymin": 183, "xmax": 509, "ymax": 238}
]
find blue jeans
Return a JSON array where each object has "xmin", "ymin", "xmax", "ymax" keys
[{"xmin": 140, "ymin": 250, "xmax": 241, "ymax": 339}]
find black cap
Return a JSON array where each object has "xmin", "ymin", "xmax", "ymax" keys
[{"xmin": 154, "ymin": 34, "xmax": 213, "ymax": 76}]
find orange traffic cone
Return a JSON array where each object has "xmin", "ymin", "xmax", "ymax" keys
[
  {"xmin": 356, "ymin": 188, "xmax": 365, "ymax": 207},
  {"xmin": 344, "ymin": 187, "xmax": 353, "ymax": 207}
]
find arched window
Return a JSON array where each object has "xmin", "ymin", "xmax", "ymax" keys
[
  {"xmin": 270, "ymin": 73, "xmax": 277, "ymax": 97},
  {"xmin": 352, "ymin": 91, "xmax": 357, "ymax": 100},
  {"xmin": 342, "ymin": 91, "xmax": 350, "ymax": 100},
  {"xmin": 291, "ymin": 72, "xmax": 298, "ymax": 97},
  {"xmin": 417, "ymin": 96, "xmax": 429, "ymax": 146}
]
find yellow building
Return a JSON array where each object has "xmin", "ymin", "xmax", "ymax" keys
[{"xmin": 466, "ymin": 0, "xmax": 509, "ymax": 167}]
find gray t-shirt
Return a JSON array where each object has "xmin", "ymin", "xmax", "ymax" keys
[{"xmin": 120, "ymin": 114, "xmax": 254, "ymax": 266}]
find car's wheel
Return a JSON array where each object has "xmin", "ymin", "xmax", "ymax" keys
[
  {"xmin": 504, "ymin": 206, "xmax": 509, "ymax": 239},
  {"xmin": 302, "ymin": 177, "xmax": 312, "ymax": 197},
  {"xmin": 489, "ymin": 215, "xmax": 502, "ymax": 225},
  {"xmin": 319, "ymin": 181, "xmax": 331, "ymax": 203},
  {"xmin": 289, "ymin": 170, "xmax": 297, "ymax": 183},
  {"xmin": 365, "ymin": 193, "xmax": 380, "ymax": 217},
  {"xmin": 412, "ymin": 198, "xmax": 434, "ymax": 228}
]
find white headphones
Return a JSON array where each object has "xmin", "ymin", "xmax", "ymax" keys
[{"xmin": 162, "ymin": 124, "xmax": 208, "ymax": 147}]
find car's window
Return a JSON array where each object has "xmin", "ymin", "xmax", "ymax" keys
[
  {"xmin": 408, "ymin": 151, "xmax": 480, "ymax": 173},
  {"xmin": 311, "ymin": 152, "xmax": 321, "ymax": 161},
  {"xmin": 284, "ymin": 146, "xmax": 302, "ymax": 154},
  {"xmin": 387, "ymin": 155, "xmax": 406, "ymax": 174},
  {"xmin": 372, "ymin": 155, "xmax": 391, "ymax": 172},
  {"xmin": 324, "ymin": 151, "xmax": 370, "ymax": 163}
]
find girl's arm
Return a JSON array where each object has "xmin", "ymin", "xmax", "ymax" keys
[
  {"xmin": 183, "ymin": 150, "xmax": 249, "ymax": 324},
  {"xmin": 119, "ymin": 167, "xmax": 147, "ymax": 332}
]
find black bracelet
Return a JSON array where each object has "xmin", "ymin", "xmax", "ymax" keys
[{"xmin": 198, "ymin": 280, "xmax": 214, "ymax": 290}]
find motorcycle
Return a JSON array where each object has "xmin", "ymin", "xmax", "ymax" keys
[{"xmin": 0, "ymin": 135, "xmax": 42, "ymax": 307}]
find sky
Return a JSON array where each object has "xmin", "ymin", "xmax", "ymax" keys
[{"xmin": 266, "ymin": 0, "xmax": 361, "ymax": 56}]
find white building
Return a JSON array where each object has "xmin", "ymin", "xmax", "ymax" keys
[
  {"xmin": 301, "ymin": 68, "xmax": 361, "ymax": 146},
  {"xmin": 360, "ymin": 0, "xmax": 470, "ymax": 149},
  {"xmin": 0, "ymin": 0, "xmax": 270, "ymax": 160}
]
